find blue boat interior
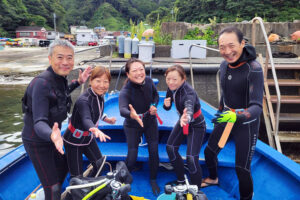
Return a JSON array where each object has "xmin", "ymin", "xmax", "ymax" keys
[{"xmin": 1, "ymin": 90, "xmax": 300, "ymax": 200}]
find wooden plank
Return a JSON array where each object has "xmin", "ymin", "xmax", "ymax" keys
[
  {"xmin": 262, "ymin": 98, "xmax": 276, "ymax": 148},
  {"xmin": 278, "ymin": 131, "xmax": 300, "ymax": 142},
  {"xmin": 267, "ymin": 79, "xmax": 300, "ymax": 86},
  {"xmin": 270, "ymin": 95, "xmax": 300, "ymax": 104},
  {"xmin": 264, "ymin": 83, "xmax": 276, "ymax": 129},
  {"xmin": 277, "ymin": 113, "xmax": 300, "ymax": 122},
  {"xmin": 268, "ymin": 64, "xmax": 300, "ymax": 70}
]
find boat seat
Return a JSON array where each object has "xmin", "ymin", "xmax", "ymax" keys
[{"xmin": 83, "ymin": 141, "xmax": 237, "ymax": 167}]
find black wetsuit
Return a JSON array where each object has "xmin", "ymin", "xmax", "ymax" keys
[
  {"xmin": 64, "ymin": 88, "xmax": 105, "ymax": 177},
  {"xmin": 21, "ymin": 66, "xmax": 80, "ymax": 200},
  {"xmin": 164, "ymin": 81, "xmax": 206, "ymax": 188},
  {"xmin": 119, "ymin": 76, "xmax": 159, "ymax": 180},
  {"xmin": 204, "ymin": 45, "xmax": 263, "ymax": 200}
]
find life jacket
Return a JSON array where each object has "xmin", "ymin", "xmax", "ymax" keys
[{"xmin": 22, "ymin": 70, "xmax": 72, "ymax": 124}]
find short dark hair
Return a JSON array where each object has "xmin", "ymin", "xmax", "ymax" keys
[
  {"xmin": 125, "ymin": 58, "xmax": 145, "ymax": 74},
  {"xmin": 218, "ymin": 26, "xmax": 244, "ymax": 44},
  {"xmin": 165, "ymin": 64, "xmax": 186, "ymax": 80}
]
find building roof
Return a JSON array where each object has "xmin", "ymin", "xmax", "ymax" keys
[{"xmin": 16, "ymin": 26, "xmax": 46, "ymax": 32}]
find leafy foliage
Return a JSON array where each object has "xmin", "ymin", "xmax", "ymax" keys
[
  {"xmin": 175, "ymin": 0, "xmax": 300, "ymax": 23},
  {"xmin": 0, "ymin": 0, "xmax": 299, "ymax": 38},
  {"xmin": 89, "ymin": 3, "xmax": 129, "ymax": 31},
  {"xmin": 184, "ymin": 27, "xmax": 218, "ymax": 45},
  {"xmin": 153, "ymin": 15, "xmax": 172, "ymax": 45}
]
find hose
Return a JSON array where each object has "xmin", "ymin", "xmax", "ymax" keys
[
  {"xmin": 65, "ymin": 178, "xmax": 107, "ymax": 192},
  {"xmin": 82, "ymin": 181, "xmax": 108, "ymax": 200}
]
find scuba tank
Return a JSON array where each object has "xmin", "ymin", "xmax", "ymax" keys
[
  {"xmin": 124, "ymin": 33, "xmax": 132, "ymax": 59},
  {"xmin": 139, "ymin": 36, "xmax": 146, "ymax": 45},
  {"xmin": 131, "ymin": 34, "xmax": 139, "ymax": 58},
  {"xmin": 117, "ymin": 32, "xmax": 125, "ymax": 58},
  {"xmin": 148, "ymin": 36, "xmax": 155, "ymax": 58}
]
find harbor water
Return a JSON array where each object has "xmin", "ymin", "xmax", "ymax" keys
[{"xmin": 0, "ymin": 84, "xmax": 26, "ymax": 157}]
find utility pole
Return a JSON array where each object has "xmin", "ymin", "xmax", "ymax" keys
[{"xmin": 53, "ymin": 13, "xmax": 58, "ymax": 39}]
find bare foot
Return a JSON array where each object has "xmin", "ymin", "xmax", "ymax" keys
[{"xmin": 201, "ymin": 177, "xmax": 219, "ymax": 188}]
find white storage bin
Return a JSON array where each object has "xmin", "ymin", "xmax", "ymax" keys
[{"xmin": 171, "ymin": 40, "xmax": 207, "ymax": 59}]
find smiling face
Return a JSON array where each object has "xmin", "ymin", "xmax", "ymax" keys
[
  {"xmin": 90, "ymin": 74, "xmax": 110, "ymax": 96},
  {"xmin": 218, "ymin": 32, "xmax": 245, "ymax": 64},
  {"xmin": 166, "ymin": 70, "xmax": 185, "ymax": 91},
  {"xmin": 126, "ymin": 61, "xmax": 146, "ymax": 84},
  {"xmin": 48, "ymin": 46, "xmax": 74, "ymax": 76}
]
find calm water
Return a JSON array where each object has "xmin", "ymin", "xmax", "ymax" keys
[{"xmin": 0, "ymin": 85, "xmax": 26, "ymax": 157}]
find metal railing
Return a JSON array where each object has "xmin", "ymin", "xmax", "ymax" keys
[
  {"xmin": 75, "ymin": 43, "xmax": 114, "ymax": 94},
  {"xmin": 188, "ymin": 44, "xmax": 220, "ymax": 89},
  {"xmin": 251, "ymin": 17, "xmax": 281, "ymax": 151},
  {"xmin": 75, "ymin": 43, "xmax": 113, "ymax": 71}
]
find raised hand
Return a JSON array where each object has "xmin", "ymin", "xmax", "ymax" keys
[
  {"xmin": 164, "ymin": 97, "xmax": 171, "ymax": 107},
  {"xmin": 104, "ymin": 117, "xmax": 116, "ymax": 124},
  {"xmin": 50, "ymin": 122, "xmax": 64, "ymax": 155},
  {"xmin": 78, "ymin": 66, "xmax": 92, "ymax": 84},
  {"xmin": 89, "ymin": 127, "xmax": 111, "ymax": 142},
  {"xmin": 180, "ymin": 108, "xmax": 189, "ymax": 127},
  {"xmin": 129, "ymin": 104, "xmax": 144, "ymax": 127},
  {"xmin": 149, "ymin": 105, "xmax": 157, "ymax": 115}
]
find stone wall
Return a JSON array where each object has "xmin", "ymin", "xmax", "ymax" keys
[
  {"xmin": 160, "ymin": 21, "xmax": 300, "ymax": 57},
  {"xmin": 161, "ymin": 21, "xmax": 300, "ymax": 44}
]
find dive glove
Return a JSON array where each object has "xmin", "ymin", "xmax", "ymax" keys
[{"xmin": 212, "ymin": 110, "xmax": 236, "ymax": 124}]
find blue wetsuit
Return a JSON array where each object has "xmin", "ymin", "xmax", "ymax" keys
[
  {"xmin": 64, "ymin": 88, "xmax": 106, "ymax": 177},
  {"xmin": 119, "ymin": 76, "xmax": 159, "ymax": 180},
  {"xmin": 164, "ymin": 81, "xmax": 206, "ymax": 188},
  {"xmin": 22, "ymin": 66, "xmax": 80, "ymax": 200},
  {"xmin": 204, "ymin": 45, "xmax": 263, "ymax": 200}
]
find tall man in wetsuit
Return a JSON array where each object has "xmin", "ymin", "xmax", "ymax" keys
[
  {"xmin": 21, "ymin": 39, "xmax": 92, "ymax": 200},
  {"xmin": 202, "ymin": 27, "xmax": 263, "ymax": 200}
]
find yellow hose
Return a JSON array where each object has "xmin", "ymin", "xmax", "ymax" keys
[{"xmin": 82, "ymin": 182, "xmax": 108, "ymax": 200}]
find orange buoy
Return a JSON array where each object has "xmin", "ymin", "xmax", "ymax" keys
[
  {"xmin": 290, "ymin": 31, "xmax": 300, "ymax": 41},
  {"xmin": 142, "ymin": 29, "xmax": 154, "ymax": 38},
  {"xmin": 268, "ymin": 33, "xmax": 280, "ymax": 43}
]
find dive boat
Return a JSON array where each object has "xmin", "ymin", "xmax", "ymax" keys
[{"xmin": 0, "ymin": 89, "xmax": 300, "ymax": 200}]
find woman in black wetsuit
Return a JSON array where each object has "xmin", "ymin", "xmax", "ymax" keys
[
  {"xmin": 163, "ymin": 65, "xmax": 206, "ymax": 196},
  {"xmin": 201, "ymin": 27, "xmax": 263, "ymax": 200},
  {"xmin": 64, "ymin": 66, "xmax": 115, "ymax": 177},
  {"xmin": 119, "ymin": 58, "xmax": 160, "ymax": 196}
]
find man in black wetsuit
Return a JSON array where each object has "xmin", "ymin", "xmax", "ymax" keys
[
  {"xmin": 21, "ymin": 39, "xmax": 92, "ymax": 200},
  {"xmin": 202, "ymin": 27, "xmax": 263, "ymax": 200}
]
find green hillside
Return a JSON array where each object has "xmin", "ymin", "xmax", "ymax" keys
[
  {"xmin": 88, "ymin": 3, "xmax": 129, "ymax": 31},
  {"xmin": 0, "ymin": 0, "xmax": 298, "ymax": 37}
]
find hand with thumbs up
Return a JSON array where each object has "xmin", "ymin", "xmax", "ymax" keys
[
  {"xmin": 164, "ymin": 97, "xmax": 171, "ymax": 107},
  {"xmin": 180, "ymin": 108, "xmax": 189, "ymax": 127},
  {"xmin": 89, "ymin": 127, "xmax": 111, "ymax": 142},
  {"xmin": 50, "ymin": 122, "xmax": 64, "ymax": 155},
  {"xmin": 129, "ymin": 104, "xmax": 144, "ymax": 127}
]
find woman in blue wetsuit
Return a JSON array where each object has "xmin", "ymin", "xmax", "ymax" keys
[
  {"xmin": 64, "ymin": 66, "xmax": 115, "ymax": 177},
  {"xmin": 201, "ymin": 27, "xmax": 263, "ymax": 200},
  {"xmin": 119, "ymin": 58, "xmax": 160, "ymax": 196},
  {"xmin": 163, "ymin": 65, "xmax": 206, "ymax": 196}
]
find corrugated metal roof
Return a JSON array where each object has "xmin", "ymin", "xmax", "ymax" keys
[{"xmin": 16, "ymin": 26, "xmax": 45, "ymax": 32}]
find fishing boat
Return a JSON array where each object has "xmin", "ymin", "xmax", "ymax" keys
[{"xmin": 1, "ymin": 17, "xmax": 300, "ymax": 200}]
